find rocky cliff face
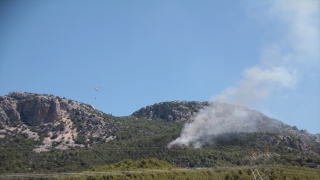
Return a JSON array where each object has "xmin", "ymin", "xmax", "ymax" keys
[
  {"xmin": 0, "ymin": 92, "xmax": 117, "ymax": 152},
  {"xmin": 0, "ymin": 92, "xmax": 61, "ymax": 126},
  {"xmin": 0, "ymin": 92, "xmax": 93, "ymax": 126}
]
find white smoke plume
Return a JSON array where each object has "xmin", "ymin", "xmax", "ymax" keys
[
  {"xmin": 215, "ymin": 0, "xmax": 320, "ymax": 105},
  {"xmin": 168, "ymin": 0, "xmax": 319, "ymax": 148},
  {"xmin": 168, "ymin": 103, "xmax": 257, "ymax": 148}
]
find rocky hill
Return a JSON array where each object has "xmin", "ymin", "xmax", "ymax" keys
[
  {"xmin": 132, "ymin": 101, "xmax": 320, "ymax": 144},
  {"xmin": 0, "ymin": 92, "xmax": 117, "ymax": 152}
]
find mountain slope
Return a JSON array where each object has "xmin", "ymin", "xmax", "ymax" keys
[{"xmin": 0, "ymin": 92, "xmax": 319, "ymax": 173}]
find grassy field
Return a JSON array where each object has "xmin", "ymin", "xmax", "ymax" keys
[{"xmin": 1, "ymin": 159, "xmax": 319, "ymax": 180}]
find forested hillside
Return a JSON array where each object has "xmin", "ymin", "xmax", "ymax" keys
[{"xmin": 1, "ymin": 116, "xmax": 319, "ymax": 174}]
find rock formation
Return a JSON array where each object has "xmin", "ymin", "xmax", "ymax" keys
[
  {"xmin": 131, "ymin": 101, "xmax": 210, "ymax": 122},
  {"xmin": 0, "ymin": 92, "xmax": 117, "ymax": 152}
]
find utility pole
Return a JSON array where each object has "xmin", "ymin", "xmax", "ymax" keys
[
  {"xmin": 244, "ymin": 146, "xmax": 280, "ymax": 180},
  {"xmin": 249, "ymin": 148, "xmax": 263, "ymax": 180}
]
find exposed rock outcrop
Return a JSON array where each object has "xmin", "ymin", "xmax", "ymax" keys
[
  {"xmin": 0, "ymin": 92, "xmax": 117, "ymax": 152},
  {"xmin": 0, "ymin": 92, "xmax": 64, "ymax": 126},
  {"xmin": 131, "ymin": 101, "xmax": 210, "ymax": 122},
  {"xmin": 0, "ymin": 95, "xmax": 19, "ymax": 125}
]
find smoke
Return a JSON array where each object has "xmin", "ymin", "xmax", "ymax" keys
[
  {"xmin": 215, "ymin": 0, "xmax": 319, "ymax": 105},
  {"xmin": 212, "ymin": 65, "xmax": 298, "ymax": 105},
  {"xmin": 168, "ymin": 103, "xmax": 256, "ymax": 148},
  {"xmin": 168, "ymin": 0, "xmax": 319, "ymax": 148}
]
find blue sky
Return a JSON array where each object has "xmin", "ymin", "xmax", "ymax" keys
[{"xmin": 0, "ymin": 0, "xmax": 319, "ymax": 134}]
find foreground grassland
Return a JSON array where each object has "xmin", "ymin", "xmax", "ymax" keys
[
  {"xmin": 1, "ymin": 158, "xmax": 319, "ymax": 179},
  {"xmin": 61, "ymin": 159, "xmax": 320, "ymax": 180}
]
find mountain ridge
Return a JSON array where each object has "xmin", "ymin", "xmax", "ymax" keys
[{"xmin": 0, "ymin": 91, "xmax": 319, "ymax": 152}]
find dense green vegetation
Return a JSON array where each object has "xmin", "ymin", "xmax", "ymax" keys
[
  {"xmin": 1, "ymin": 115, "xmax": 320, "ymax": 176},
  {"xmin": 90, "ymin": 158, "xmax": 175, "ymax": 171}
]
